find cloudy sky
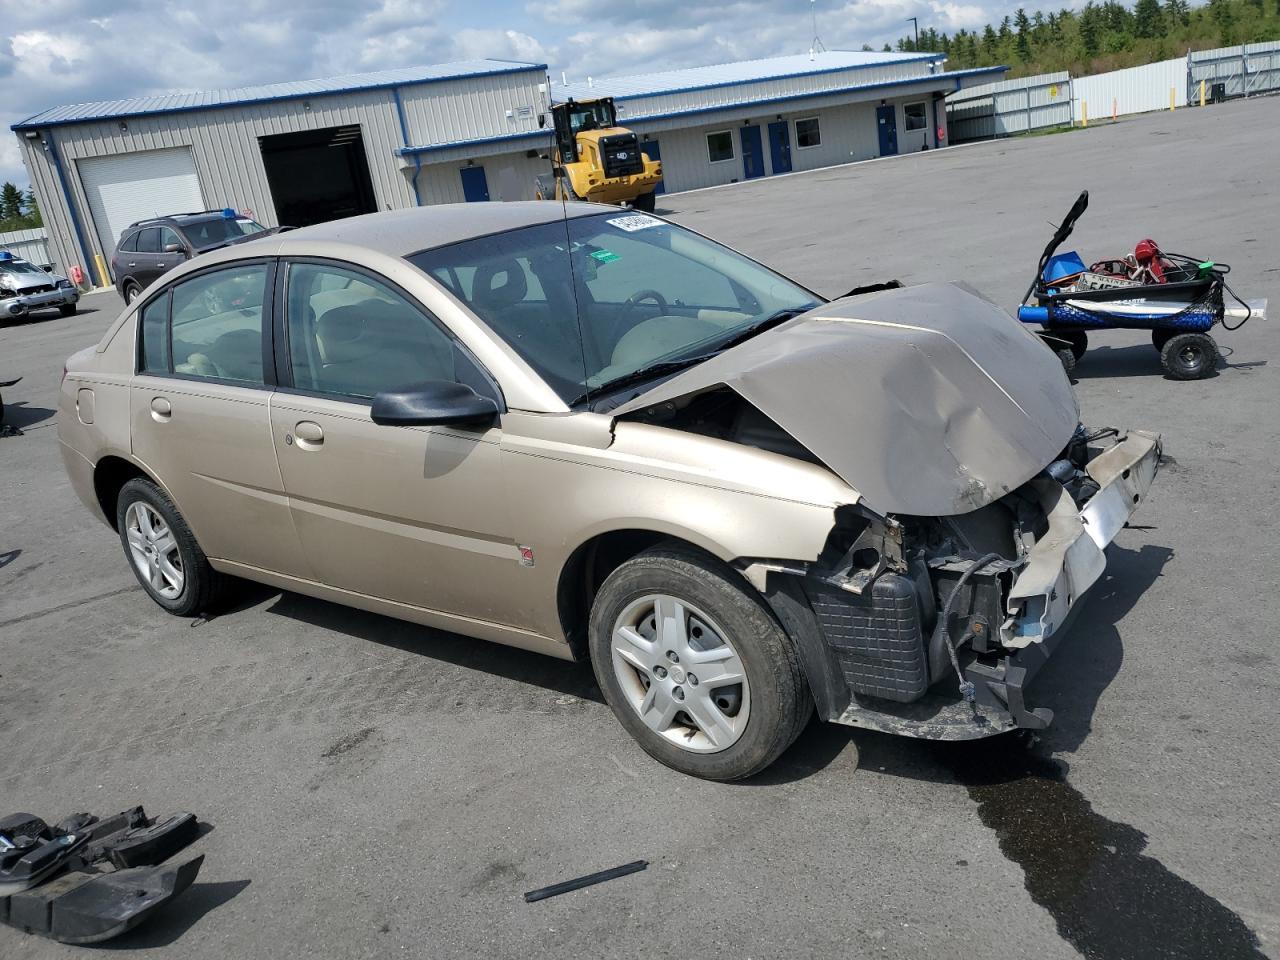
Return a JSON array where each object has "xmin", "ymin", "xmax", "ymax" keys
[{"xmin": 0, "ymin": 0, "xmax": 1005, "ymax": 188}]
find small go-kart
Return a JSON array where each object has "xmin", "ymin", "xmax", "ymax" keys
[{"xmin": 1017, "ymin": 191, "xmax": 1265, "ymax": 379}]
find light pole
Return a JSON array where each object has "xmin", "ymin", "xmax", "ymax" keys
[{"xmin": 906, "ymin": 16, "xmax": 919, "ymax": 50}]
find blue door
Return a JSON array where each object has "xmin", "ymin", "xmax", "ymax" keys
[
  {"xmin": 740, "ymin": 125, "xmax": 765, "ymax": 179},
  {"xmin": 460, "ymin": 165, "xmax": 490, "ymax": 202},
  {"xmin": 641, "ymin": 138, "xmax": 665, "ymax": 194},
  {"xmin": 876, "ymin": 105, "xmax": 898, "ymax": 157},
  {"xmin": 768, "ymin": 121, "xmax": 792, "ymax": 174}
]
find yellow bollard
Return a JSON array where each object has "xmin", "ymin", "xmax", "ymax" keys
[
  {"xmin": 1082, "ymin": 100, "xmax": 1088, "ymax": 127},
  {"xmin": 1200, "ymin": 79, "xmax": 1206, "ymax": 107},
  {"xmin": 1170, "ymin": 87, "xmax": 1175, "ymax": 111},
  {"xmin": 1112, "ymin": 97, "xmax": 1117, "ymax": 121},
  {"xmin": 93, "ymin": 254, "xmax": 110, "ymax": 289}
]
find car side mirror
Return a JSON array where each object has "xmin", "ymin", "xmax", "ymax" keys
[
  {"xmin": 163, "ymin": 242, "xmax": 186, "ymax": 255},
  {"xmin": 370, "ymin": 380, "xmax": 499, "ymax": 427}
]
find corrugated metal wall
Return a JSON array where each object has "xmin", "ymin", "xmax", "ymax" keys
[
  {"xmin": 0, "ymin": 227, "xmax": 51, "ymax": 267},
  {"xmin": 946, "ymin": 73, "xmax": 1071, "ymax": 141},
  {"xmin": 1071, "ymin": 58, "xmax": 1186, "ymax": 120},
  {"xmin": 400, "ymin": 71, "xmax": 547, "ymax": 147},
  {"xmin": 1189, "ymin": 41, "xmax": 1280, "ymax": 99}
]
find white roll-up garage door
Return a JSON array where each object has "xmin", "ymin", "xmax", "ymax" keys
[{"xmin": 78, "ymin": 147, "xmax": 204, "ymax": 259}]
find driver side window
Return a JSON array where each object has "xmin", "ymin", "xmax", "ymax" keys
[{"xmin": 284, "ymin": 262, "xmax": 463, "ymax": 401}]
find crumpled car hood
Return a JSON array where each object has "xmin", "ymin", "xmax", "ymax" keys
[
  {"xmin": 1, "ymin": 270, "xmax": 60, "ymax": 291},
  {"xmin": 613, "ymin": 281, "xmax": 1080, "ymax": 516}
]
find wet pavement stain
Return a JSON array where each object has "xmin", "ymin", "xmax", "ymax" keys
[{"xmin": 939, "ymin": 739, "xmax": 1265, "ymax": 960}]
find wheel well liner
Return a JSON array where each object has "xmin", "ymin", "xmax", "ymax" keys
[
  {"xmin": 93, "ymin": 456, "xmax": 153, "ymax": 530},
  {"xmin": 556, "ymin": 529, "xmax": 686, "ymax": 659}
]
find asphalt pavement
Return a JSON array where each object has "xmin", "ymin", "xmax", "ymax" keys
[{"xmin": 2, "ymin": 96, "xmax": 1277, "ymax": 959}]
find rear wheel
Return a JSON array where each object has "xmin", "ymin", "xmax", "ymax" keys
[
  {"xmin": 632, "ymin": 191, "xmax": 657, "ymax": 212},
  {"xmin": 1160, "ymin": 332, "xmax": 1218, "ymax": 380},
  {"xmin": 589, "ymin": 544, "xmax": 811, "ymax": 780},
  {"xmin": 122, "ymin": 281, "xmax": 142, "ymax": 305},
  {"xmin": 115, "ymin": 477, "xmax": 228, "ymax": 616}
]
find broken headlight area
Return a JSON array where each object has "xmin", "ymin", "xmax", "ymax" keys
[{"xmin": 765, "ymin": 425, "xmax": 1161, "ymax": 739}]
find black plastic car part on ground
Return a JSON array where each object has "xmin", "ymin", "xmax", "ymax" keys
[{"xmin": 0, "ymin": 806, "xmax": 204, "ymax": 943}]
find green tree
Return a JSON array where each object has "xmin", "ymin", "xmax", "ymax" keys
[
  {"xmin": 1134, "ymin": 0, "xmax": 1166, "ymax": 36},
  {"xmin": 24, "ymin": 190, "xmax": 41, "ymax": 228},
  {"xmin": 0, "ymin": 182, "xmax": 22, "ymax": 223}
]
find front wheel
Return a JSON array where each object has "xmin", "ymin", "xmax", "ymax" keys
[
  {"xmin": 1160, "ymin": 332, "xmax": 1218, "ymax": 380},
  {"xmin": 631, "ymin": 191, "xmax": 656, "ymax": 212},
  {"xmin": 589, "ymin": 545, "xmax": 812, "ymax": 780},
  {"xmin": 116, "ymin": 477, "xmax": 228, "ymax": 616},
  {"xmin": 58, "ymin": 303, "xmax": 78, "ymax": 317}
]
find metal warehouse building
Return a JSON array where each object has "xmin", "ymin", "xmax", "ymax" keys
[{"xmin": 12, "ymin": 51, "xmax": 1004, "ymax": 282}]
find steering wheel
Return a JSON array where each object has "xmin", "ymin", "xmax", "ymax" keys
[{"xmin": 619, "ymin": 289, "xmax": 669, "ymax": 325}]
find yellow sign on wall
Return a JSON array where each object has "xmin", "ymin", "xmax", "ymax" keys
[{"xmin": 1049, "ymin": 84, "xmax": 1059, "ymax": 98}]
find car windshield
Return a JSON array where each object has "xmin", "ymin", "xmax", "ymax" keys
[
  {"xmin": 408, "ymin": 212, "xmax": 820, "ymax": 405},
  {"xmin": 179, "ymin": 216, "xmax": 267, "ymax": 250},
  {"xmin": 0, "ymin": 258, "xmax": 46, "ymax": 276}
]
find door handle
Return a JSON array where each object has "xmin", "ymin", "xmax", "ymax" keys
[
  {"xmin": 150, "ymin": 397, "xmax": 172, "ymax": 421},
  {"xmin": 128, "ymin": 262, "xmax": 137, "ymax": 267},
  {"xmin": 293, "ymin": 420, "xmax": 324, "ymax": 450}
]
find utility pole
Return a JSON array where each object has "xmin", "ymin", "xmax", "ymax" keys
[{"xmin": 906, "ymin": 16, "xmax": 919, "ymax": 50}]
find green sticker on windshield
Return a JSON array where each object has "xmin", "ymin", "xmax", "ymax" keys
[{"xmin": 591, "ymin": 249, "xmax": 620, "ymax": 264}]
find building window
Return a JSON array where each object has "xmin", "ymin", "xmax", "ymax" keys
[
  {"xmin": 795, "ymin": 117, "xmax": 821, "ymax": 149},
  {"xmin": 706, "ymin": 131, "xmax": 734, "ymax": 163},
  {"xmin": 904, "ymin": 102, "xmax": 928, "ymax": 132}
]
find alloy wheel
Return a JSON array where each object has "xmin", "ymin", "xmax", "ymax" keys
[{"xmin": 124, "ymin": 501, "xmax": 184, "ymax": 599}]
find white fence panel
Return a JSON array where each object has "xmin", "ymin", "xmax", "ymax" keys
[
  {"xmin": 0, "ymin": 227, "xmax": 52, "ymax": 267},
  {"xmin": 1070, "ymin": 58, "xmax": 1186, "ymax": 122},
  {"xmin": 946, "ymin": 72, "xmax": 1071, "ymax": 141}
]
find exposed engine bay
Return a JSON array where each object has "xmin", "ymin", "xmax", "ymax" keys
[{"xmin": 625, "ymin": 386, "xmax": 1161, "ymax": 738}]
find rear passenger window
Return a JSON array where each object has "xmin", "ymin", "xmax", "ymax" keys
[
  {"xmin": 138, "ymin": 294, "xmax": 171, "ymax": 374},
  {"xmin": 136, "ymin": 228, "xmax": 161, "ymax": 253},
  {"xmin": 119, "ymin": 232, "xmax": 140, "ymax": 253},
  {"xmin": 285, "ymin": 262, "xmax": 462, "ymax": 400},
  {"xmin": 168, "ymin": 264, "xmax": 269, "ymax": 384}
]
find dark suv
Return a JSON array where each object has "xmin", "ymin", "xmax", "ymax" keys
[{"xmin": 112, "ymin": 210, "xmax": 273, "ymax": 304}]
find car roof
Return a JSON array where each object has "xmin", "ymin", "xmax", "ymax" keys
[{"xmin": 271, "ymin": 202, "xmax": 611, "ymax": 258}]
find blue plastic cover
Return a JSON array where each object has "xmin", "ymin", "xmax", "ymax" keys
[{"xmin": 1043, "ymin": 251, "xmax": 1087, "ymax": 284}]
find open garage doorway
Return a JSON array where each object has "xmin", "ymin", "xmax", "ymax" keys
[{"xmin": 259, "ymin": 124, "xmax": 377, "ymax": 227}]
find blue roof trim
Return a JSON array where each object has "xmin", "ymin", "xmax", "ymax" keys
[
  {"xmin": 12, "ymin": 62, "xmax": 548, "ymax": 131},
  {"xmin": 561, "ymin": 54, "xmax": 941, "ymax": 103},
  {"xmin": 396, "ymin": 129, "xmax": 551, "ymax": 157},
  {"xmin": 619, "ymin": 66, "xmax": 1009, "ymax": 125}
]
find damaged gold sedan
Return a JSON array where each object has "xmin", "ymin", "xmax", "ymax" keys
[{"xmin": 57, "ymin": 203, "xmax": 1160, "ymax": 780}]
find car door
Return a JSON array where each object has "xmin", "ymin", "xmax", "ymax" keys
[
  {"xmin": 129, "ymin": 227, "xmax": 165, "ymax": 287},
  {"xmin": 154, "ymin": 226, "xmax": 190, "ymax": 281},
  {"xmin": 130, "ymin": 259, "xmax": 308, "ymax": 578},
  {"xmin": 269, "ymin": 259, "xmax": 523, "ymax": 626}
]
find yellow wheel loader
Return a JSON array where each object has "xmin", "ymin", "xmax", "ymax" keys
[{"xmin": 536, "ymin": 97, "xmax": 663, "ymax": 210}]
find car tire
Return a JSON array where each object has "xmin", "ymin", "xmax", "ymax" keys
[
  {"xmin": 589, "ymin": 543, "xmax": 812, "ymax": 780},
  {"xmin": 123, "ymin": 281, "xmax": 141, "ymax": 305},
  {"xmin": 1058, "ymin": 329, "xmax": 1087, "ymax": 362},
  {"xmin": 632, "ymin": 191, "xmax": 657, "ymax": 212},
  {"xmin": 115, "ymin": 477, "xmax": 229, "ymax": 616},
  {"xmin": 58, "ymin": 304, "xmax": 78, "ymax": 317},
  {"xmin": 1160, "ymin": 332, "xmax": 1217, "ymax": 380}
]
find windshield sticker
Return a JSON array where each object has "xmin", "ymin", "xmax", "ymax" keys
[
  {"xmin": 590, "ymin": 249, "xmax": 620, "ymax": 263},
  {"xmin": 606, "ymin": 214, "xmax": 662, "ymax": 232}
]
